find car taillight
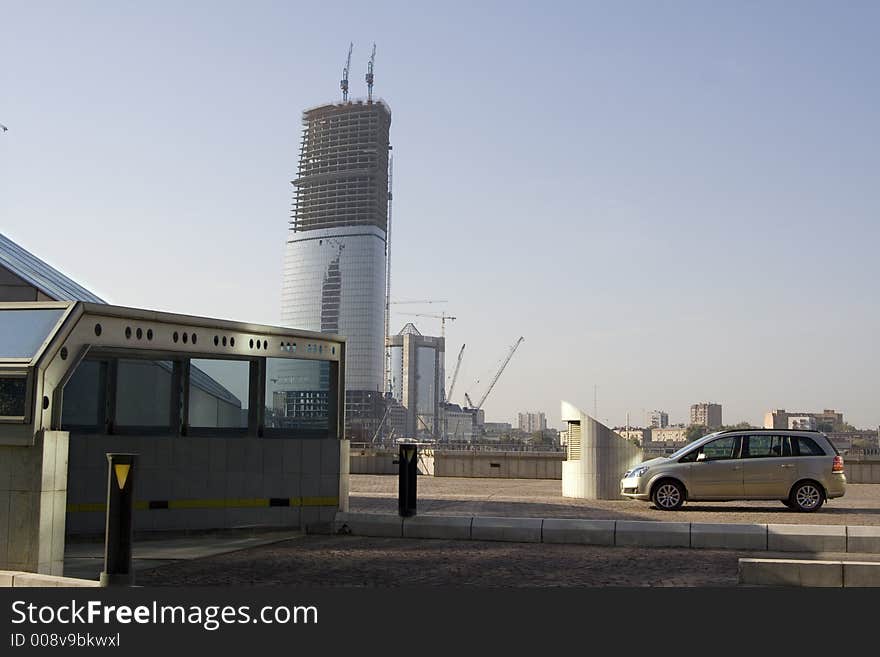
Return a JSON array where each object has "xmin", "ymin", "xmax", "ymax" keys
[{"xmin": 832, "ymin": 455, "xmax": 845, "ymax": 473}]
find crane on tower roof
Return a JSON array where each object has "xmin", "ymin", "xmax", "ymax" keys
[
  {"xmin": 366, "ymin": 43, "xmax": 376, "ymax": 102},
  {"xmin": 395, "ymin": 311, "xmax": 456, "ymax": 338},
  {"xmin": 340, "ymin": 42, "xmax": 353, "ymax": 101}
]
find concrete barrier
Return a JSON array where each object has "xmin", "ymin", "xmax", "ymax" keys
[
  {"xmin": 471, "ymin": 517, "xmax": 543, "ymax": 543},
  {"xmin": 0, "ymin": 571, "xmax": 100, "ymax": 588},
  {"xmin": 403, "ymin": 515, "xmax": 472, "ymax": 540},
  {"xmin": 738, "ymin": 559, "xmax": 844, "ymax": 587},
  {"xmin": 767, "ymin": 524, "xmax": 847, "ymax": 553},
  {"xmin": 691, "ymin": 523, "xmax": 767, "ymax": 550},
  {"xmin": 846, "ymin": 525, "xmax": 880, "ymax": 554},
  {"xmin": 332, "ymin": 513, "xmax": 880, "ymax": 556},
  {"xmin": 333, "ymin": 512, "xmax": 403, "ymax": 538},
  {"xmin": 615, "ymin": 520, "xmax": 690, "ymax": 548},
  {"xmin": 843, "ymin": 562, "xmax": 880, "ymax": 588},
  {"xmin": 541, "ymin": 519, "xmax": 615, "ymax": 546}
]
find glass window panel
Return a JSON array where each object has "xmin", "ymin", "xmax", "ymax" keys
[
  {"xmin": 265, "ymin": 358, "xmax": 330, "ymax": 437},
  {"xmin": 188, "ymin": 359, "xmax": 248, "ymax": 429},
  {"xmin": 0, "ymin": 375, "xmax": 27, "ymax": 416},
  {"xmin": 701, "ymin": 436, "xmax": 739, "ymax": 461},
  {"xmin": 115, "ymin": 360, "xmax": 172, "ymax": 428},
  {"xmin": 0, "ymin": 308, "xmax": 65, "ymax": 358},
  {"xmin": 61, "ymin": 360, "xmax": 103, "ymax": 428}
]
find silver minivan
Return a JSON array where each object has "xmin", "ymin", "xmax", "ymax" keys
[{"xmin": 620, "ymin": 429, "xmax": 846, "ymax": 512}]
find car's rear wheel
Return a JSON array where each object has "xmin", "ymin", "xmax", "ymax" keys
[
  {"xmin": 789, "ymin": 481, "xmax": 824, "ymax": 512},
  {"xmin": 652, "ymin": 480, "xmax": 685, "ymax": 510}
]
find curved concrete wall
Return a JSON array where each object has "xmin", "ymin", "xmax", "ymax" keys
[{"xmin": 560, "ymin": 400, "xmax": 643, "ymax": 500}]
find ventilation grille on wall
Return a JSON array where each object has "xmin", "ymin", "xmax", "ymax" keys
[{"xmin": 568, "ymin": 421, "xmax": 581, "ymax": 460}]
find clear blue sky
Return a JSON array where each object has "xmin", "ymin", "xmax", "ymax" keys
[{"xmin": 2, "ymin": 1, "xmax": 878, "ymax": 429}]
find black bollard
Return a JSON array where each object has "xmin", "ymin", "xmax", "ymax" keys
[
  {"xmin": 398, "ymin": 443, "xmax": 418, "ymax": 517},
  {"xmin": 100, "ymin": 453, "xmax": 138, "ymax": 587}
]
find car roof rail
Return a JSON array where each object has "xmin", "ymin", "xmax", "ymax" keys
[{"xmin": 716, "ymin": 427, "xmax": 823, "ymax": 434}]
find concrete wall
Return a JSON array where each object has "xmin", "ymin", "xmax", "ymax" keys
[
  {"xmin": 433, "ymin": 451, "xmax": 563, "ymax": 479},
  {"xmin": 561, "ymin": 401, "xmax": 643, "ymax": 499},
  {"xmin": 843, "ymin": 456, "xmax": 880, "ymax": 484},
  {"xmin": 0, "ymin": 431, "xmax": 69, "ymax": 575},
  {"xmin": 350, "ymin": 447, "xmax": 435, "ymax": 476},
  {"xmin": 350, "ymin": 448, "xmax": 561, "ymax": 479},
  {"xmin": 66, "ymin": 435, "xmax": 347, "ymax": 534}
]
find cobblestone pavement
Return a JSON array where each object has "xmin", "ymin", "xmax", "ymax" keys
[
  {"xmin": 137, "ymin": 534, "xmax": 744, "ymax": 587},
  {"xmin": 349, "ymin": 475, "xmax": 880, "ymax": 526}
]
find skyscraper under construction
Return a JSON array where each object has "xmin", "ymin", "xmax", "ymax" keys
[{"xmin": 281, "ymin": 56, "xmax": 391, "ymax": 439}]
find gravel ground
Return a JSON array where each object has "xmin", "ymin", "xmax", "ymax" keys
[
  {"xmin": 349, "ymin": 475, "xmax": 880, "ymax": 526},
  {"xmin": 136, "ymin": 534, "xmax": 743, "ymax": 587}
]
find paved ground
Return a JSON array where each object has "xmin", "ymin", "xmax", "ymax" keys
[
  {"xmin": 132, "ymin": 476, "xmax": 880, "ymax": 587},
  {"xmin": 349, "ymin": 475, "xmax": 880, "ymax": 526},
  {"xmin": 63, "ymin": 530, "xmax": 301, "ymax": 581}
]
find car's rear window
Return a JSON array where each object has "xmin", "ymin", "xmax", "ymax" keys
[{"xmin": 789, "ymin": 436, "xmax": 826, "ymax": 456}]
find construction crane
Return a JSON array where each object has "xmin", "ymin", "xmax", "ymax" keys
[
  {"xmin": 446, "ymin": 343, "xmax": 466, "ymax": 403},
  {"xmin": 464, "ymin": 393, "xmax": 475, "ymax": 408},
  {"xmin": 467, "ymin": 336, "xmax": 525, "ymax": 410},
  {"xmin": 365, "ymin": 43, "xmax": 376, "ymax": 102},
  {"xmin": 340, "ymin": 42, "xmax": 353, "ymax": 101},
  {"xmin": 395, "ymin": 311, "xmax": 456, "ymax": 338},
  {"xmin": 390, "ymin": 299, "xmax": 448, "ymax": 305}
]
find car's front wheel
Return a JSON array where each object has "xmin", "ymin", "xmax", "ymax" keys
[
  {"xmin": 789, "ymin": 481, "xmax": 825, "ymax": 512},
  {"xmin": 652, "ymin": 480, "xmax": 685, "ymax": 510}
]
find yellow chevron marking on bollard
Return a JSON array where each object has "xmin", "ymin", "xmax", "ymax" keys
[{"xmin": 114, "ymin": 464, "xmax": 131, "ymax": 490}]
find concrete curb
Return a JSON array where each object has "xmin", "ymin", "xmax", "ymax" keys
[
  {"xmin": 471, "ymin": 516, "xmax": 543, "ymax": 543},
  {"xmin": 739, "ymin": 558, "xmax": 880, "ymax": 587},
  {"xmin": 542, "ymin": 519, "xmax": 615, "ymax": 546},
  {"xmin": 0, "ymin": 571, "xmax": 101, "ymax": 588},
  {"xmin": 333, "ymin": 512, "xmax": 402, "ymax": 537},
  {"xmin": 403, "ymin": 515, "xmax": 473, "ymax": 540},
  {"xmin": 615, "ymin": 520, "xmax": 690, "ymax": 548},
  {"xmin": 691, "ymin": 523, "xmax": 768, "ymax": 550},
  {"xmin": 767, "ymin": 524, "xmax": 847, "ymax": 553},
  {"xmin": 332, "ymin": 512, "xmax": 880, "ymax": 555}
]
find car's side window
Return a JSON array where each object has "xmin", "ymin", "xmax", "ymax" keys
[
  {"xmin": 794, "ymin": 436, "xmax": 825, "ymax": 456},
  {"xmin": 700, "ymin": 435, "xmax": 740, "ymax": 461},
  {"xmin": 744, "ymin": 435, "xmax": 782, "ymax": 458}
]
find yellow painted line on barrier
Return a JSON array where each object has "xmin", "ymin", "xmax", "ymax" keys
[
  {"xmin": 302, "ymin": 496, "xmax": 339, "ymax": 507},
  {"xmin": 68, "ymin": 496, "xmax": 339, "ymax": 512}
]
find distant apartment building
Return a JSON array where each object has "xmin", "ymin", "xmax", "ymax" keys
[
  {"xmin": 648, "ymin": 410, "xmax": 669, "ymax": 428},
  {"xmin": 788, "ymin": 415, "xmax": 817, "ymax": 430},
  {"xmin": 615, "ymin": 427, "xmax": 650, "ymax": 445},
  {"xmin": 518, "ymin": 412, "xmax": 547, "ymax": 433},
  {"xmin": 764, "ymin": 409, "xmax": 844, "ymax": 431},
  {"xmin": 690, "ymin": 402, "xmax": 722, "ymax": 428},
  {"xmin": 651, "ymin": 426, "xmax": 688, "ymax": 442}
]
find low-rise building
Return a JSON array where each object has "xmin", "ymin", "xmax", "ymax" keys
[
  {"xmin": 651, "ymin": 426, "xmax": 687, "ymax": 442},
  {"xmin": 614, "ymin": 427, "xmax": 650, "ymax": 445},
  {"xmin": 788, "ymin": 415, "xmax": 817, "ymax": 430},
  {"xmin": 765, "ymin": 408, "xmax": 844, "ymax": 431}
]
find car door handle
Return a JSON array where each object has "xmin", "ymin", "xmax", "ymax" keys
[
  {"xmin": 731, "ymin": 466, "xmax": 742, "ymax": 471},
  {"xmin": 780, "ymin": 464, "xmax": 795, "ymax": 469}
]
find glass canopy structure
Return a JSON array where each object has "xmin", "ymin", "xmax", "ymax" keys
[{"xmin": 0, "ymin": 300, "xmax": 347, "ymax": 576}]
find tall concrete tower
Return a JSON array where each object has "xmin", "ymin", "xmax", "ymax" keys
[{"xmin": 282, "ymin": 99, "xmax": 392, "ymax": 439}]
